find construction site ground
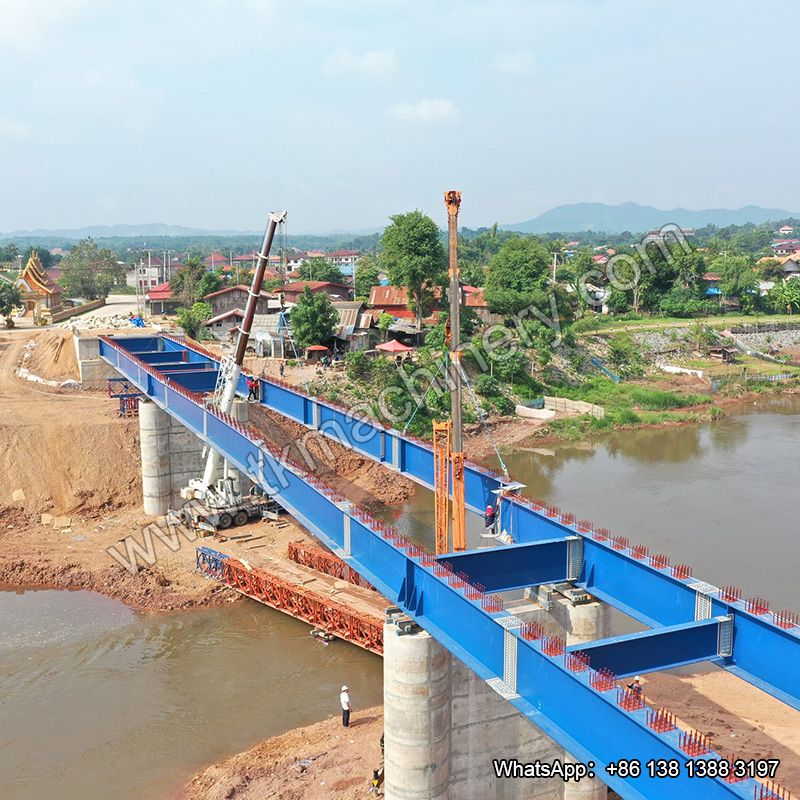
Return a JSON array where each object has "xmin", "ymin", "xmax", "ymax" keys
[{"xmin": 1, "ymin": 329, "xmax": 799, "ymax": 796}]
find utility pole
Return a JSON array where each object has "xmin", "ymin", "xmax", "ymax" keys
[
  {"xmin": 551, "ymin": 251, "xmax": 559, "ymax": 282},
  {"xmin": 445, "ymin": 189, "xmax": 466, "ymax": 552}
]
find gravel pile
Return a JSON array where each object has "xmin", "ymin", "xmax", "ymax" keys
[
  {"xmin": 731, "ymin": 330, "xmax": 800, "ymax": 351},
  {"xmin": 60, "ymin": 314, "xmax": 145, "ymax": 331}
]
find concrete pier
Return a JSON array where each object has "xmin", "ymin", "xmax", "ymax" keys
[
  {"xmin": 138, "ymin": 398, "xmax": 253, "ymax": 515},
  {"xmin": 139, "ymin": 400, "xmax": 172, "ymax": 516},
  {"xmin": 383, "ymin": 623, "xmax": 451, "ymax": 800},
  {"xmin": 382, "ymin": 594, "xmax": 611, "ymax": 800},
  {"xmin": 549, "ymin": 595, "xmax": 610, "ymax": 800}
]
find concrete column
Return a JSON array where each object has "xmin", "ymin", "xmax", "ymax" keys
[
  {"xmin": 384, "ymin": 623, "xmax": 451, "ymax": 800},
  {"xmin": 449, "ymin": 654, "xmax": 565, "ymax": 800},
  {"xmin": 138, "ymin": 400, "xmax": 171, "ymax": 516},
  {"xmin": 558, "ymin": 598, "xmax": 610, "ymax": 800}
]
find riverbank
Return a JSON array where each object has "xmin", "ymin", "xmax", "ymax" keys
[
  {"xmin": 181, "ymin": 707, "xmax": 384, "ymax": 800},
  {"xmin": 463, "ymin": 381, "xmax": 800, "ymax": 459},
  {"xmin": 180, "ymin": 669, "xmax": 800, "ymax": 798}
]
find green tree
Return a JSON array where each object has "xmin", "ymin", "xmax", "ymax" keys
[
  {"xmin": 354, "ymin": 255, "xmax": 380, "ymax": 299},
  {"xmin": 59, "ymin": 239, "xmax": 122, "ymax": 299},
  {"xmin": 380, "ymin": 211, "xmax": 446, "ymax": 329},
  {"xmin": 197, "ymin": 270, "xmax": 223, "ymax": 299},
  {"xmin": 672, "ymin": 251, "xmax": 706, "ymax": 289},
  {"xmin": 759, "ymin": 258, "xmax": 785, "ymax": 281},
  {"xmin": 171, "ymin": 256, "xmax": 206, "ymax": 306},
  {"xmin": 0, "ymin": 282, "xmax": 22, "ymax": 327},
  {"xmin": 23, "ymin": 246, "xmax": 55, "ymax": 269},
  {"xmin": 176, "ymin": 301, "xmax": 212, "ymax": 339},
  {"xmin": 768, "ymin": 280, "xmax": 800, "ymax": 315},
  {"xmin": 0, "ymin": 243, "xmax": 19, "ymax": 263},
  {"xmin": 290, "ymin": 287, "xmax": 338, "ymax": 349},
  {"xmin": 712, "ymin": 254, "xmax": 758, "ymax": 303},
  {"xmin": 298, "ymin": 257, "xmax": 345, "ymax": 283},
  {"xmin": 377, "ymin": 312, "xmax": 393, "ymax": 339},
  {"xmin": 484, "ymin": 237, "xmax": 550, "ymax": 315}
]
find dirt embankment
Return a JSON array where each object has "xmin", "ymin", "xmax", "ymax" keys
[
  {"xmin": 24, "ymin": 330, "xmax": 80, "ymax": 382},
  {"xmin": 0, "ymin": 331, "xmax": 231, "ymax": 612},
  {"xmin": 181, "ymin": 707, "xmax": 384, "ymax": 800},
  {"xmin": 248, "ymin": 405, "xmax": 416, "ymax": 508}
]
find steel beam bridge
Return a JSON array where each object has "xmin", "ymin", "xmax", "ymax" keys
[{"xmin": 98, "ymin": 334, "xmax": 799, "ymax": 800}]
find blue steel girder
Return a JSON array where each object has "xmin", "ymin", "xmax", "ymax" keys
[
  {"xmin": 442, "ymin": 536, "xmax": 572, "ymax": 592},
  {"xmin": 569, "ymin": 617, "xmax": 728, "ymax": 677},
  {"xmin": 98, "ymin": 334, "xmax": 800, "ymax": 714},
  {"xmin": 95, "ymin": 335, "xmax": 769, "ymax": 800}
]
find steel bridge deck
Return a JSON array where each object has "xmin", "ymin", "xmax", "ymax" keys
[{"xmin": 98, "ymin": 333, "xmax": 799, "ymax": 800}]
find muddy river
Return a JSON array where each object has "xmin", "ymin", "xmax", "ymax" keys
[{"xmin": 0, "ymin": 588, "xmax": 383, "ymax": 800}]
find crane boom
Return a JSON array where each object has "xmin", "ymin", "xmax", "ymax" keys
[{"xmin": 200, "ymin": 210, "xmax": 287, "ymax": 490}]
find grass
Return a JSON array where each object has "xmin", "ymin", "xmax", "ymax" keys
[
  {"xmin": 679, "ymin": 354, "xmax": 800, "ymax": 377},
  {"xmin": 542, "ymin": 377, "xmax": 718, "ymax": 439},
  {"xmin": 554, "ymin": 377, "xmax": 712, "ymax": 411},
  {"xmin": 581, "ymin": 313, "xmax": 800, "ymax": 336}
]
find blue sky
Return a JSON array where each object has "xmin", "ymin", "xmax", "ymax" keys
[{"xmin": 1, "ymin": 0, "xmax": 797, "ymax": 232}]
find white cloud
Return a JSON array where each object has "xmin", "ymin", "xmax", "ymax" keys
[
  {"xmin": 323, "ymin": 49, "xmax": 398, "ymax": 79},
  {"xmin": 0, "ymin": 0, "xmax": 94, "ymax": 50},
  {"xmin": 389, "ymin": 99, "xmax": 458, "ymax": 125},
  {"xmin": 492, "ymin": 50, "xmax": 537, "ymax": 77},
  {"xmin": 0, "ymin": 118, "xmax": 31, "ymax": 139}
]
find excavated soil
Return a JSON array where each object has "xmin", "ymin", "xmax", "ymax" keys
[
  {"xmin": 181, "ymin": 707, "xmax": 384, "ymax": 800},
  {"xmin": 248, "ymin": 405, "xmax": 416, "ymax": 509},
  {"xmin": 24, "ymin": 329, "xmax": 80, "ymax": 382},
  {"xmin": 0, "ymin": 334, "xmax": 141, "ymax": 516},
  {"xmin": 182, "ymin": 670, "xmax": 800, "ymax": 798},
  {"xmin": 0, "ymin": 331, "xmax": 227, "ymax": 611}
]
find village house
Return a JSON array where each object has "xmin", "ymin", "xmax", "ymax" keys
[
  {"xmin": 280, "ymin": 280, "xmax": 353, "ymax": 303},
  {"xmin": 203, "ymin": 284, "xmax": 279, "ymax": 317},
  {"xmin": 203, "ymin": 251, "xmax": 229, "ymax": 270},
  {"xmin": 327, "ymin": 249, "xmax": 361, "ymax": 274},
  {"xmin": 703, "ymin": 271, "xmax": 722, "ymax": 299},
  {"xmin": 771, "ymin": 240, "xmax": 800, "ymax": 257},
  {"xmin": 463, "ymin": 286, "xmax": 502, "ymax": 326},
  {"xmin": 145, "ymin": 282, "xmax": 180, "ymax": 315}
]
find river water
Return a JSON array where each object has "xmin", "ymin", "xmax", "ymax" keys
[
  {"xmin": 2, "ymin": 396, "xmax": 797, "ymax": 799},
  {"xmin": 0, "ymin": 588, "xmax": 383, "ymax": 800},
  {"xmin": 386, "ymin": 395, "xmax": 800, "ymax": 613}
]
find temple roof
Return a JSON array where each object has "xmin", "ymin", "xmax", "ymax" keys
[{"xmin": 18, "ymin": 251, "xmax": 63, "ymax": 295}]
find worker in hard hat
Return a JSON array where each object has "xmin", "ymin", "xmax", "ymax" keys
[
  {"xmin": 627, "ymin": 676, "xmax": 642, "ymax": 697},
  {"xmin": 484, "ymin": 503, "xmax": 496, "ymax": 534},
  {"xmin": 340, "ymin": 685, "xmax": 352, "ymax": 727}
]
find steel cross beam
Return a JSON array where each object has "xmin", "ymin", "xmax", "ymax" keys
[
  {"xmin": 442, "ymin": 536, "xmax": 574, "ymax": 592},
  {"xmin": 569, "ymin": 617, "xmax": 730, "ymax": 677},
  {"xmin": 100, "ymin": 335, "xmax": 800, "ymax": 714},
  {"xmin": 96, "ymin": 335, "xmax": 765, "ymax": 800}
]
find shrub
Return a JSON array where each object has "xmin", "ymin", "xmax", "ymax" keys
[
  {"xmin": 474, "ymin": 374, "xmax": 501, "ymax": 397},
  {"xmin": 344, "ymin": 351, "xmax": 370, "ymax": 381},
  {"xmin": 493, "ymin": 395, "xmax": 516, "ymax": 415},
  {"xmin": 615, "ymin": 408, "xmax": 641, "ymax": 425}
]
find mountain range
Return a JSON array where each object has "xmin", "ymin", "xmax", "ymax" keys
[
  {"xmin": 502, "ymin": 202, "xmax": 800, "ymax": 234},
  {"xmin": 3, "ymin": 203, "xmax": 799, "ymax": 241},
  {"xmin": 0, "ymin": 223, "xmax": 258, "ymax": 239}
]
